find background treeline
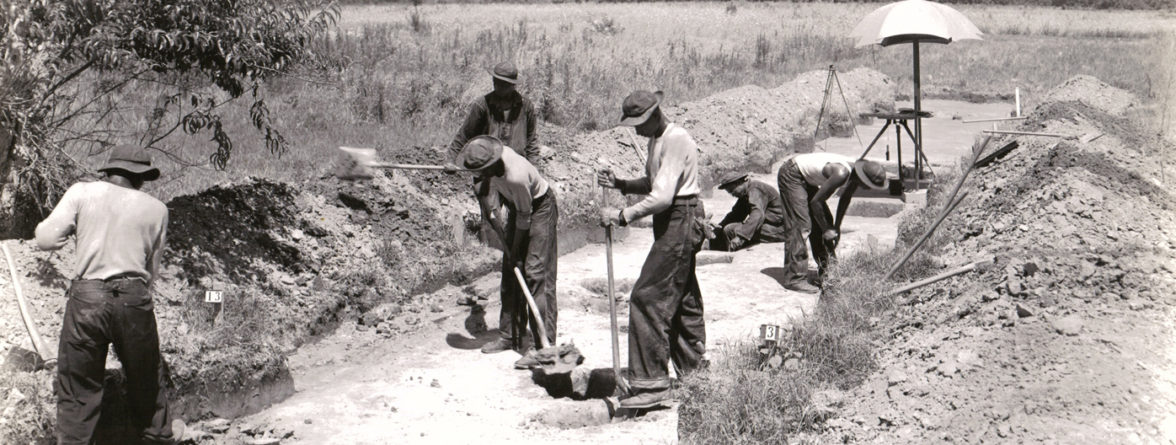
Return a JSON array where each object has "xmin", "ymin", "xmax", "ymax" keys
[{"xmin": 339, "ymin": 0, "xmax": 1175, "ymax": 11}]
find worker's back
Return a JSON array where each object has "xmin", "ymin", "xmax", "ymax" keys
[{"xmin": 35, "ymin": 180, "xmax": 168, "ymax": 281}]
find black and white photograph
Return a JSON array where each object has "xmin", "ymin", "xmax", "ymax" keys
[{"xmin": 0, "ymin": 0, "xmax": 1174, "ymax": 443}]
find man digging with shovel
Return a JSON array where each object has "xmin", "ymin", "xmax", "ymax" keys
[
  {"xmin": 457, "ymin": 135, "xmax": 559, "ymax": 370},
  {"xmin": 598, "ymin": 90, "xmax": 707, "ymax": 409},
  {"xmin": 34, "ymin": 145, "xmax": 184, "ymax": 444}
]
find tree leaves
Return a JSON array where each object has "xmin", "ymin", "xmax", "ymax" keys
[{"xmin": 3, "ymin": 0, "xmax": 339, "ymax": 170}]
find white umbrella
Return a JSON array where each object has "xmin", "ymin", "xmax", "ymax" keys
[{"xmin": 849, "ymin": 0, "xmax": 982, "ymax": 188}]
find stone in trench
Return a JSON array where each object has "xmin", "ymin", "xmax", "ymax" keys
[
  {"xmin": 887, "ymin": 369, "xmax": 908, "ymax": 386},
  {"xmin": 1015, "ymin": 303, "xmax": 1033, "ymax": 318},
  {"xmin": 206, "ymin": 418, "xmax": 231, "ymax": 434},
  {"xmin": 1050, "ymin": 316, "xmax": 1083, "ymax": 336}
]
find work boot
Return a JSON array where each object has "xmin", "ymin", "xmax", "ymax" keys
[
  {"xmin": 784, "ymin": 280, "xmax": 820, "ymax": 294},
  {"xmin": 481, "ymin": 337, "xmax": 513, "ymax": 354},
  {"xmin": 619, "ymin": 389, "xmax": 674, "ymax": 409},
  {"xmin": 513, "ymin": 351, "xmax": 542, "ymax": 370}
]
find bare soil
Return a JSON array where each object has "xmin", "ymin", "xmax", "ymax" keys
[
  {"xmin": 804, "ymin": 76, "xmax": 1176, "ymax": 444},
  {"xmin": 0, "ymin": 68, "xmax": 891, "ymax": 443}
]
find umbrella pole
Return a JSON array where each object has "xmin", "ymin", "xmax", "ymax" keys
[{"xmin": 913, "ymin": 40, "xmax": 922, "ymax": 191}]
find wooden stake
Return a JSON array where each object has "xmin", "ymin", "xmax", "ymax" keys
[{"xmin": 884, "ymin": 190, "xmax": 970, "ymax": 281}]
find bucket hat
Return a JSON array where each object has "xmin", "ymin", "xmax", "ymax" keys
[
  {"xmin": 98, "ymin": 144, "xmax": 160, "ymax": 181},
  {"xmin": 853, "ymin": 159, "xmax": 888, "ymax": 190},
  {"xmin": 489, "ymin": 62, "xmax": 519, "ymax": 84},
  {"xmin": 618, "ymin": 90, "xmax": 663, "ymax": 126},
  {"xmin": 457, "ymin": 136, "xmax": 505, "ymax": 171}
]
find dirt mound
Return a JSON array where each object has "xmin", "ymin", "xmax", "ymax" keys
[
  {"xmin": 1038, "ymin": 75, "xmax": 1139, "ymax": 117},
  {"xmin": 810, "ymin": 77, "xmax": 1176, "ymax": 443},
  {"xmin": 0, "ymin": 67, "xmax": 894, "ymax": 443}
]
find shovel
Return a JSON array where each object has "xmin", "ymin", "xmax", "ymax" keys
[
  {"xmin": 512, "ymin": 267, "xmax": 582, "ymax": 374},
  {"xmin": 602, "ymin": 189, "xmax": 630, "ymax": 396},
  {"xmin": 336, "ymin": 146, "xmax": 473, "ymax": 179}
]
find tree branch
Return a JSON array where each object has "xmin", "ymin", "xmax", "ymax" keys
[{"xmin": 38, "ymin": 59, "xmax": 96, "ymax": 106}]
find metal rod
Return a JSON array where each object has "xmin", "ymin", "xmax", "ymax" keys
[
  {"xmin": 886, "ymin": 261, "xmax": 979, "ymax": 296},
  {"xmin": 857, "ymin": 120, "xmax": 893, "ymax": 160},
  {"xmin": 913, "ymin": 40, "xmax": 923, "ymax": 191},
  {"xmin": 982, "ymin": 130, "xmax": 1072, "ymax": 138},
  {"xmin": 884, "ymin": 190, "xmax": 970, "ymax": 281},
  {"xmin": 961, "ymin": 116, "xmax": 1028, "ymax": 123}
]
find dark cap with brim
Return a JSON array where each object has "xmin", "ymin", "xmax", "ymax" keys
[
  {"xmin": 98, "ymin": 144, "xmax": 160, "ymax": 181},
  {"xmin": 618, "ymin": 90, "xmax": 663, "ymax": 126},
  {"xmin": 853, "ymin": 159, "xmax": 888, "ymax": 191},
  {"xmin": 489, "ymin": 62, "xmax": 519, "ymax": 85},
  {"xmin": 456, "ymin": 136, "xmax": 505, "ymax": 172},
  {"xmin": 717, "ymin": 172, "xmax": 749, "ymax": 189}
]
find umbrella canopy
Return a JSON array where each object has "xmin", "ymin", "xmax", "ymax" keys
[
  {"xmin": 849, "ymin": 0, "xmax": 983, "ymax": 48},
  {"xmin": 848, "ymin": 0, "xmax": 981, "ymax": 189}
]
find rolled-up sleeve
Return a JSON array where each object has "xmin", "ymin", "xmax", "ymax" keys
[{"xmin": 34, "ymin": 184, "xmax": 82, "ymax": 251}]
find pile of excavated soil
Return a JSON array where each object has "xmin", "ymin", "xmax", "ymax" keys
[
  {"xmin": 0, "ymin": 68, "xmax": 892, "ymax": 443},
  {"xmin": 807, "ymin": 76, "xmax": 1176, "ymax": 444}
]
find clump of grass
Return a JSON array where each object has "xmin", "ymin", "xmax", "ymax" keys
[
  {"xmin": 0, "ymin": 368, "xmax": 55, "ymax": 443},
  {"xmin": 680, "ymin": 211, "xmax": 952, "ymax": 442}
]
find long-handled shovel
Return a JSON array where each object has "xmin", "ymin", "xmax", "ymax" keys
[
  {"xmin": 512, "ymin": 267, "xmax": 582, "ymax": 374},
  {"xmin": 336, "ymin": 146, "xmax": 474, "ymax": 179},
  {"xmin": 2, "ymin": 242, "xmax": 53, "ymax": 369},
  {"xmin": 602, "ymin": 189, "xmax": 630, "ymax": 396}
]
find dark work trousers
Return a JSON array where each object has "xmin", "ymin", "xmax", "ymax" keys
[
  {"xmin": 57, "ymin": 278, "xmax": 175, "ymax": 445},
  {"xmin": 498, "ymin": 191, "xmax": 559, "ymax": 349},
  {"xmin": 777, "ymin": 158, "xmax": 837, "ymax": 285},
  {"xmin": 627, "ymin": 196, "xmax": 707, "ymax": 390}
]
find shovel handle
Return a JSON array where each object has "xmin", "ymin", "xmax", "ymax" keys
[
  {"xmin": 513, "ymin": 267, "xmax": 551, "ymax": 349},
  {"xmin": 602, "ymin": 188, "xmax": 630, "ymax": 395},
  {"xmin": 3, "ymin": 243, "xmax": 50, "ymax": 364}
]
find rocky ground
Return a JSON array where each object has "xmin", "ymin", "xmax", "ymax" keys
[
  {"xmin": 0, "ymin": 68, "xmax": 891, "ymax": 443},
  {"xmin": 804, "ymin": 76, "xmax": 1176, "ymax": 444}
]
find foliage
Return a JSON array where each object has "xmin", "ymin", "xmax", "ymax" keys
[{"xmin": 0, "ymin": 0, "xmax": 338, "ymax": 231}]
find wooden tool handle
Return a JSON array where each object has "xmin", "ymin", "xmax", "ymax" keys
[
  {"xmin": 602, "ymin": 188, "xmax": 629, "ymax": 395},
  {"xmin": 3, "ymin": 243, "xmax": 50, "ymax": 364},
  {"xmin": 513, "ymin": 267, "xmax": 551, "ymax": 349}
]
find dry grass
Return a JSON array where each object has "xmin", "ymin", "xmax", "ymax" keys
[
  {"xmin": 55, "ymin": 2, "xmax": 1171, "ymax": 203},
  {"xmin": 679, "ymin": 167, "xmax": 966, "ymax": 443}
]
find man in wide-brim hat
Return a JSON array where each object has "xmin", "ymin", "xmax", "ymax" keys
[
  {"xmin": 457, "ymin": 135, "xmax": 560, "ymax": 370},
  {"xmin": 35, "ymin": 144, "xmax": 186, "ymax": 444},
  {"xmin": 710, "ymin": 171, "xmax": 789, "ymax": 251},
  {"xmin": 598, "ymin": 90, "xmax": 706, "ymax": 409},
  {"xmin": 776, "ymin": 152, "xmax": 889, "ymax": 293},
  {"xmin": 445, "ymin": 61, "xmax": 541, "ymax": 172}
]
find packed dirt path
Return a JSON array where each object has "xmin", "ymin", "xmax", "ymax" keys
[{"xmin": 217, "ymin": 193, "xmax": 899, "ymax": 444}]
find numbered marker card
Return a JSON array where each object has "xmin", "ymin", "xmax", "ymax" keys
[
  {"xmin": 205, "ymin": 290, "xmax": 224, "ymax": 325},
  {"xmin": 760, "ymin": 324, "xmax": 781, "ymax": 344}
]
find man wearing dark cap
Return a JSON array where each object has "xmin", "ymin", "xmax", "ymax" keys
[
  {"xmin": 776, "ymin": 152, "xmax": 889, "ymax": 293},
  {"xmin": 445, "ymin": 61, "xmax": 541, "ymax": 171},
  {"xmin": 709, "ymin": 172, "xmax": 789, "ymax": 252},
  {"xmin": 598, "ymin": 90, "xmax": 705, "ymax": 409},
  {"xmin": 35, "ymin": 145, "xmax": 184, "ymax": 444},
  {"xmin": 457, "ymin": 135, "xmax": 559, "ymax": 369}
]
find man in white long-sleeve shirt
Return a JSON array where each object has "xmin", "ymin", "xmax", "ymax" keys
[
  {"xmin": 35, "ymin": 144, "xmax": 183, "ymax": 444},
  {"xmin": 598, "ymin": 90, "xmax": 706, "ymax": 409}
]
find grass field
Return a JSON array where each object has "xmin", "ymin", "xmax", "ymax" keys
[{"xmin": 84, "ymin": 2, "xmax": 1173, "ymax": 201}]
